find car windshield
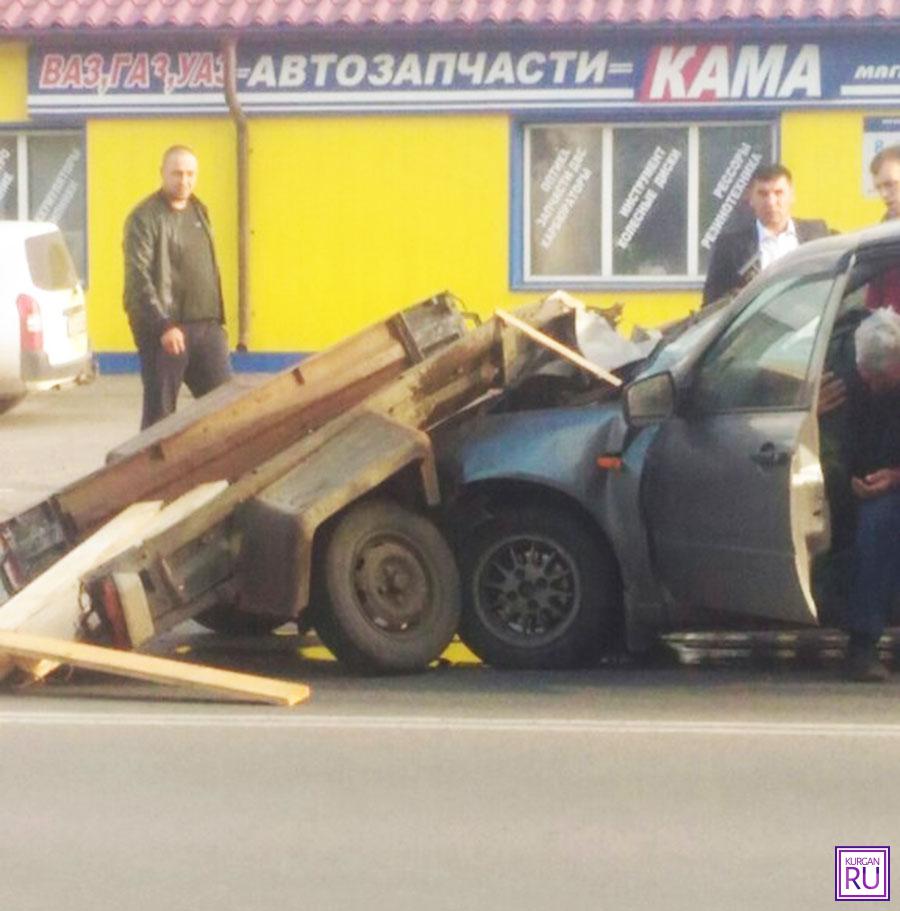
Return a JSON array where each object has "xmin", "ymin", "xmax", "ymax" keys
[
  {"xmin": 639, "ymin": 244, "xmax": 844, "ymax": 379},
  {"xmin": 25, "ymin": 230, "xmax": 78, "ymax": 291},
  {"xmin": 638, "ymin": 304, "xmax": 731, "ymax": 376}
]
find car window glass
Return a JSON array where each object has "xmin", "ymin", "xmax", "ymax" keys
[
  {"xmin": 692, "ymin": 271, "xmax": 835, "ymax": 412},
  {"xmin": 644, "ymin": 306, "xmax": 731, "ymax": 375},
  {"xmin": 25, "ymin": 231, "xmax": 78, "ymax": 291}
]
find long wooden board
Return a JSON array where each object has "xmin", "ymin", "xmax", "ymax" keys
[
  {"xmin": 495, "ymin": 308, "xmax": 623, "ymax": 387},
  {"xmin": 0, "ymin": 631, "xmax": 310, "ymax": 706}
]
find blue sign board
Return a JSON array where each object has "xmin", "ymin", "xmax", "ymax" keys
[{"xmin": 27, "ymin": 36, "xmax": 900, "ymax": 116}]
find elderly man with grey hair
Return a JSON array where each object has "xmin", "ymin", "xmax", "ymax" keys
[{"xmin": 842, "ymin": 308, "xmax": 900, "ymax": 681}]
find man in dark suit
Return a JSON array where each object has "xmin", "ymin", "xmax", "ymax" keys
[{"xmin": 702, "ymin": 163, "xmax": 830, "ymax": 307}]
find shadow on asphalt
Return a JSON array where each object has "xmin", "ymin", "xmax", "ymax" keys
[{"xmin": 7, "ymin": 628, "xmax": 897, "ymax": 707}]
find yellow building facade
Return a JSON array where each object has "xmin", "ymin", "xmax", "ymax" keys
[{"xmin": 0, "ymin": 33, "xmax": 896, "ymax": 364}]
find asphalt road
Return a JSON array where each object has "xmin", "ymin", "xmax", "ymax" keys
[
  {"xmin": 2, "ymin": 669, "xmax": 900, "ymax": 911},
  {"xmin": 1, "ymin": 377, "xmax": 898, "ymax": 911}
]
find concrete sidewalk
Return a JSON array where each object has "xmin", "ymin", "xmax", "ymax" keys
[{"xmin": 2, "ymin": 375, "xmax": 150, "ymax": 519}]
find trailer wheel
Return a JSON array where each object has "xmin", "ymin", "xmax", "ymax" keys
[
  {"xmin": 458, "ymin": 506, "xmax": 619, "ymax": 669},
  {"xmin": 313, "ymin": 499, "xmax": 460, "ymax": 674}
]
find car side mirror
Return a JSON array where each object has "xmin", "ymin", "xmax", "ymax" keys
[{"xmin": 624, "ymin": 372, "xmax": 676, "ymax": 427}]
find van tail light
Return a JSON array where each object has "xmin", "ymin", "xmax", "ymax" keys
[{"xmin": 16, "ymin": 294, "xmax": 44, "ymax": 352}]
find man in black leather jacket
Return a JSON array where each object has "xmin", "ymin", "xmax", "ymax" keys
[{"xmin": 123, "ymin": 145, "xmax": 232, "ymax": 429}]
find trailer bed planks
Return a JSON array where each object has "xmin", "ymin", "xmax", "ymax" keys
[{"xmin": 0, "ymin": 296, "xmax": 466, "ymax": 609}]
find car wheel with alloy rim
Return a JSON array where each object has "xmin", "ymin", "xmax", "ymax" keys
[{"xmin": 459, "ymin": 505, "xmax": 619, "ymax": 669}]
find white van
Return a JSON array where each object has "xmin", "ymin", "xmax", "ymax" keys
[{"xmin": 0, "ymin": 222, "xmax": 93, "ymax": 414}]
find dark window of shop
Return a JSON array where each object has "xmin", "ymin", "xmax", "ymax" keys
[
  {"xmin": 0, "ymin": 130, "xmax": 87, "ymax": 283},
  {"xmin": 518, "ymin": 121, "xmax": 774, "ymax": 287}
]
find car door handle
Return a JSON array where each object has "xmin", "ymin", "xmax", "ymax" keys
[{"xmin": 750, "ymin": 443, "xmax": 791, "ymax": 468}]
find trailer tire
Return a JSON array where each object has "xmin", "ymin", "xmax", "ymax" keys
[
  {"xmin": 313, "ymin": 499, "xmax": 460, "ymax": 674},
  {"xmin": 458, "ymin": 506, "xmax": 619, "ymax": 669}
]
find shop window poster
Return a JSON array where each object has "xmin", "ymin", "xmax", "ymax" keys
[
  {"xmin": 612, "ymin": 127, "xmax": 688, "ymax": 277},
  {"xmin": 527, "ymin": 125, "xmax": 603, "ymax": 278},
  {"xmin": 523, "ymin": 120, "xmax": 774, "ymax": 284},
  {"xmin": 27, "ymin": 135, "xmax": 87, "ymax": 279},
  {"xmin": 698, "ymin": 125, "xmax": 773, "ymax": 272}
]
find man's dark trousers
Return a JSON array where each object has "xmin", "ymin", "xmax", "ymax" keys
[
  {"xmin": 845, "ymin": 487, "xmax": 900, "ymax": 645},
  {"xmin": 138, "ymin": 320, "xmax": 232, "ymax": 429}
]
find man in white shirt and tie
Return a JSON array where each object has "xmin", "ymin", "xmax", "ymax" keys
[{"xmin": 703, "ymin": 163, "xmax": 830, "ymax": 306}]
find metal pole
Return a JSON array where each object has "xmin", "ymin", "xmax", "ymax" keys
[{"xmin": 222, "ymin": 37, "xmax": 250, "ymax": 351}]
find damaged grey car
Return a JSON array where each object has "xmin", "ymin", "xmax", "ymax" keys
[{"xmin": 435, "ymin": 221, "xmax": 900, "ymax": 669}]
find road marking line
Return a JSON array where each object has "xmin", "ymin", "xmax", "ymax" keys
[{"xmin": 0, "ymin": 712, "xmax": 899, "ymax": 738}]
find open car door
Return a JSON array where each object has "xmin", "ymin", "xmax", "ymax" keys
[{"xmin": 640, "ymin": 263, "xmax": 848, "ymax": 625}]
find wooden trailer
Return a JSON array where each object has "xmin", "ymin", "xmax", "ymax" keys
[{"xmin": 0, "ymin": 293, "xmax": 578, "ymax": 685}]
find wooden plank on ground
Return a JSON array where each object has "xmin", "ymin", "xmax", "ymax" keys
[{"xmin": 0, "ymin": 631, "xmax": 310, "ymax": 706}]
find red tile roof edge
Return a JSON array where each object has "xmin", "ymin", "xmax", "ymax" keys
[{"xmin": 2, "ymin": 1, "xmax": 899, "ymax": 36}]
